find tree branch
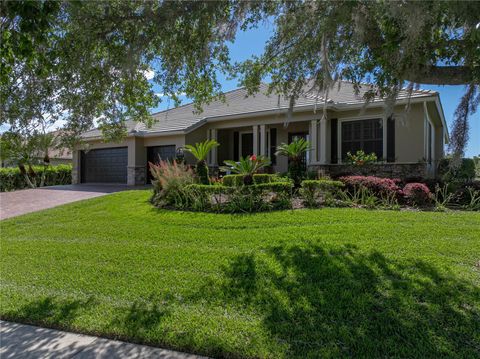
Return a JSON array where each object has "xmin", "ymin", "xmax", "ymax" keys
[{"xmin": 403, "ymin": 65, "xmax": 474, "ymax": 85}]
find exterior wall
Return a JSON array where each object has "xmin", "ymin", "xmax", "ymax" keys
[
  {"xmin": 76, "ymin": 99, "xmax": 446, "ymax": 183},
  {"xmin": 333, "ymin": 103, "xmax": 429, "ymax": 164},
  {"xmin": 185, "ymin": 127, "xmax": 208, "ymax": 165}
]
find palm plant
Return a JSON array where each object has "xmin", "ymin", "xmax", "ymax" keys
[
  {"xmin": 223, "ymin": 155, "xmax": 270, "ymax": 185},
  {"xmin": 275, "ymin": 138, "xmax": 310, "ymax": 186},
  {"xmin": 184, "ymin": 139, "xmax": 219, "ymax": 184}
]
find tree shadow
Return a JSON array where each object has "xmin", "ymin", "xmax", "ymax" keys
[
  {"xmin": 209, "ymin": 244, "xmax": 480, "ymax": 358},
  {"xmin": 1, "ymin": 296, "xmax": 95, "ymax": 327}
]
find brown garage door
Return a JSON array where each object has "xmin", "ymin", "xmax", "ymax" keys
[{"xmin": 81, "ymin": 147, "xmax": 128, "ymax": 183}]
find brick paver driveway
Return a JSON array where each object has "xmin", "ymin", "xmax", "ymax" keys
[{"xmin": 0, "ymin": 184, "xmax": 147, "ymax": 220}]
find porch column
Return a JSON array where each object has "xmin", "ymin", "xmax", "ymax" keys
[
  {"xmin": 319, "ymin": 117, "xmax": 328, "ymax": 164},
  {"xmin": 259, "ymin": 124, "xmax": 266, "ymax": 156},
  {"xmin": 252, "ymin": 125, "xmax": 259, "ymax": 155},
  {"xmin": 211, "ymin": 128, "xmax": 218, "ymax": 166},
  {"xmin": 310, "ymin": 120, "xmax": 318, "ymax": 164},
  {"xmin": 207, "ymin": 128, "xmax": 218, "ymax": 166}
]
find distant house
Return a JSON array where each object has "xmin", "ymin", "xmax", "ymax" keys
[{"xmin": 73, "ymin": 81, "xmax": 447, "ymax": 185}]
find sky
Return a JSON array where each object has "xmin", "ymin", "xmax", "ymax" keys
[{"xmin": 151, "ymin": 23, "xmax": 480, "ymax": 158}]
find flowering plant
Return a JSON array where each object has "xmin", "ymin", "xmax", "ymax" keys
[
  {"xmin": 339, "ymin": 175, "xmax": 402, "ymax": 197},
  {"xmin": 345, "ymin": 150, "xmax": 378, "ymax": 166},
  {"xmin": 403, "ymin": 183, "xmax": 433, "ymax": 206}
]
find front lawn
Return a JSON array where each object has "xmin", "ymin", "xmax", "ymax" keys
[{"xmin": 1, "ymin": 190, "xmax": 479, "ymax": 358}]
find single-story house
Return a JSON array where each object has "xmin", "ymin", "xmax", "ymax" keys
[{"xmin": 73, "ymin": 81, "xmax": 447, "ymax": 185}]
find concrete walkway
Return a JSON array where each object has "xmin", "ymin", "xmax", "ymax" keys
[
  {"xmin": 0, "ymin": 321, "xmax": 207, "ymax": 359},
  {"xmin": 0, "ymin": 184, "xmax": 148, "ymax": 220}
]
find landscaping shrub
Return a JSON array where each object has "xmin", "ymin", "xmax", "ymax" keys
[
  {"xmin": 345, "ymin": 150, "xmax": 378, "ymax": 166},
  {"xmin": 438, "ymin": 158, "xmax": 476, "ymax": 183},
  {"xmin": 339, "ymin": 176, "xmax": 401, "ymax": 197},
  {"xmin": 337, "ymin": 185, "xmax": 380, "ymax": 209},
  {"xmin": 300, "ymin": 179, "xmax": 344, "ymax": 207},
  {"xmin": 448, "ymin": 180, "xmax": 480, "ymax": 208},
  {"xmin": 184, "ymin": 139, "xmax": 219, "ymax": 185},
  {"xmin": 223, "ymin": 173, "xmax": 289, "ymax": 187},
  {"xmin": 149, "ymin": 160, "xmax": 195, "ymax": 207},
  {"xmin": 222, "ymin": 174, "xmax": 244, "ymax": 187},
  {"xmin": 0, "ymin": 165, "xmax": 72, "ymax": 192},
  {"xmin": 161, "ymin": 181, "xmax": 293, "ymax": 213},
  {"xmin": 223, "ymin": 155, "xmax": 271, "ymax": 185},
  {"xmin": 275, "ymin": 138, "xmax": 310, "ymax": 186},
  {"xmin": 403, "ymin": 183, "xmax": 433, "ymax": 207}
]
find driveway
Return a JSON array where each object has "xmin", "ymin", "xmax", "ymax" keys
[{"xmin": 0, "ymin": 184, "xmax": 148, "ymax": 220}]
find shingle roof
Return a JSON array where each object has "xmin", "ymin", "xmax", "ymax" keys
[{"xmin": 82, "ymin": 81, "xmax": 437, "ymax": 138}]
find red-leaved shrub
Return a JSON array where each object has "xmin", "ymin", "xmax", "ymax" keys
[
  {"xmin": 339, "ymin": 176, "xmax": 402, "ymax": 197},
  {"xmin": 403, "ymin": 183, "xmax": 432, "ymax": 206}
]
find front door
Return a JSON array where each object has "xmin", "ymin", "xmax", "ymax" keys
[{"xmin": 241, "ymin": 133, "xmax": 253, "ymax": 159}]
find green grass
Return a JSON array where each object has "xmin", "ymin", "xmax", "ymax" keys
[{"xmin": 1, "ymin": 190, "xmax": 479, "ymax": 358}]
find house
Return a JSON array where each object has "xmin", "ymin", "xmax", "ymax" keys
[{"xmin": 73, "ymin": 82, "xmax": 447, "ymax": 185}]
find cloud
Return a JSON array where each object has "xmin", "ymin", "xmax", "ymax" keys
[
  {"xmin": 143, "ymin": 69, "xmax": 155, "ymax": 80},
  {"xmin": 155, "ymin": 92, "xmax": 187, "ymax": 98}
]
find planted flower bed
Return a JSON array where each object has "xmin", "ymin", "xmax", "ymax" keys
[{"xmin": 149, "ymin": 141, "xmax": 480, "ymax": 213}]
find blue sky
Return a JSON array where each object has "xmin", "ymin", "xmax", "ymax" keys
[{"xmin": 151, "ymin": 23, "xmax": 479, "ymax": 158}]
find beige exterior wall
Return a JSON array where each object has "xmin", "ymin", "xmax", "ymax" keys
[{"xmin": 75, "ymin": 98, "xmax": 446, "ymax": 183}]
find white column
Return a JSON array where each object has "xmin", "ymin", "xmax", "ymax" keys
[
  {"xmin": 211, "ymin": 128, "xmax": 218, "ymax": 166},
  {"xmin": 259, "ymin": 125, "xmax": 266, "ymax": 156},
  {"xmin": 319, "ymin": 118, "xmax": 328, "ymax": 164},
  {"xmin": 310, "ymin": 120, "xmax": 318, "ymax": 164},
  {"xmin": 252, "ymin": 125, "xmax": 259, "ymax": 155}
]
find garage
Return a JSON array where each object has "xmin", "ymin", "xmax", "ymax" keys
[{"xmin": 81, "ymin": 147, "xmax": 128, "ymax": 183}]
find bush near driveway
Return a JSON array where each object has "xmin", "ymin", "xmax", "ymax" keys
[
  {"xmin": 0, "ymin": 190, "xmax": 479, "ymax": 359},
  {"xmin": 0, "ymin": 164, "xmax": 72, "ymax": 192}
]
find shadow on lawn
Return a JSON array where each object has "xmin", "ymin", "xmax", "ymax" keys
[{"xmin": 209, "ymin": 244, "xmax": 480, "ymax": 358}]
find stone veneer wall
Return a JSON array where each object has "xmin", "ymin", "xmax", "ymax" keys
[
  {"xmin": 308, "ymin": 163, "xmax": 429, "ymax": 180},
  {"xmin": 127, "ymin": 166, "xmax": 147, "ymax": 185}
]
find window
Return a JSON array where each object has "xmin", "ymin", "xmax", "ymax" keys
[{"xmin": 341, "ymin": 119, "xmax": 383, "ymax": 160}]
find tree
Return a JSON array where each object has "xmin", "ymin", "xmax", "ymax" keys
[
  {"xmin": 1, "ymin": 1, "xmax": 238, "ymax": 144},
  {"xmin": 184, "ymin": 139, "xmax": 219, "ymax": 184},
  {"xmin": 1, "ymin": 1, "xmax": 478, "ymax": 160},
  {"xmin": 275, "ymin": 138, "xmax": 310, "ymax": 186},
  {"xmin": 0, "ymin": 128, "xmax": 61, "ymax": 188},
  {"xmin": 236, "ymin": 1, "xmax": 479, "ymax": 161}
]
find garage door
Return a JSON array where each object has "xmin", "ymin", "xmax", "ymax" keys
[{"xmin": 81, "ymin": 147, "xmax": 128, "ymax": 183}]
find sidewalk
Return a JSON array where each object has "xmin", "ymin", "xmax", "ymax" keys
[{"xmin": 0, "ymin": 320, "xmax": 208, "ymax": 359}]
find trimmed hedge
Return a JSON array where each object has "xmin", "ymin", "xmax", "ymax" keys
[
  {"xmin": 186, "ymin": 181, "xmax": 293, "ymax": 195},
  {"xmin": 0, "ymin": 165, "xmax": 72, "ymax": 192},
  {"xmin": 301, "ymin": 179, "xmax": 344, "ymax": 192},
  {"xmin": 222, "ymin": 173, "xmax": 290, "ymax": 186}
]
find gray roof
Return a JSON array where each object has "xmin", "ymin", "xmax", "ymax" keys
[{"xmin": 82, "ymin": 82, "xmax": 437, "ymax": 138}]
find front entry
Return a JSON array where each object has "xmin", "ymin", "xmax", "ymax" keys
[{"xmin": 240, "ymin": 133, "xmax": 253, "ymax": 159}]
